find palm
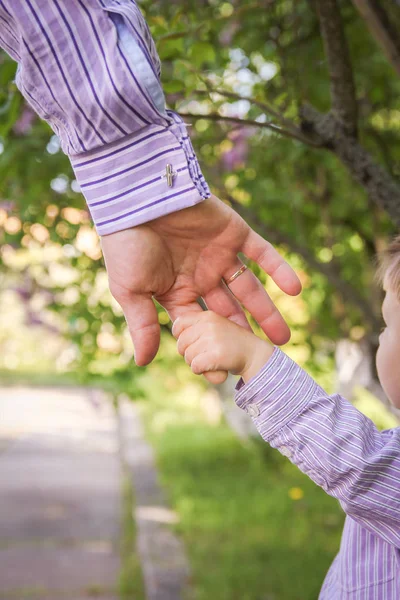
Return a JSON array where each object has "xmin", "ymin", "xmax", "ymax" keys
[{"xmin": 101, "ymin": 195, "xmax": 301, "ymax": 368}]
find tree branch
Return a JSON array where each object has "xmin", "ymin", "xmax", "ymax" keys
[
  {"xmin": 193, "ymin": 87, "xmax": 323, "ymax": 143},
  {"xmin": 178, "ymin": 111, "xmax": 322, "ymax": 147},
  {"xmin": 300, "ymin": 104, "xmax": 400, "ymax": 226},
  {"xmin": 193, "ymin": 88, "xmax": 296, "ymax": 131},
  {"xmin": 315, "ymin": 0, "xmax": 358, "ymax": 137},
  {"xmin": 352, "ymin": 0, "xmax": 400, "ymax": 78}
]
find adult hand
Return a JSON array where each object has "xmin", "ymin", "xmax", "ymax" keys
[{"xmin": 101, "ymin": 194, "xmax": 301, "ymax": 381}]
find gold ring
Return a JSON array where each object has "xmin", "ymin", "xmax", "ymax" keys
[{"xmin": 224, "ymin": 264, "xmax": 248, "ymax": 285}]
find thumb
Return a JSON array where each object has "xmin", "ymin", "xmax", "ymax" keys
[
  {"xmin": 203, "ymin": 370, "xmax": 228, "ymax": 384},
  {"xmin": 121, "ymin": 293, "xmax": 160, "ymax": 366}
]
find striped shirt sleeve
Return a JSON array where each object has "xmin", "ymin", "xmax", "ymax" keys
[
  {"xmin": 0, "ymin": 0, "xmax": 210, "ymax": 236},
  {"xmin": 235, "ymin": 348, "xmax": 400, "ymax": 547}
]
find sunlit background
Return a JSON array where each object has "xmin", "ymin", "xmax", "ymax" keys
[{"xmin": 1, "ymin": 1, "xmax": 400, "ymax": 598}]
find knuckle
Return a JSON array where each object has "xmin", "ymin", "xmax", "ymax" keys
[
  {"xmin": 191, "ymin": 354, "xmax": 202, "ymax": 370},
  {"xmin": 192, "ymin": 361, "xmax": 201, "ymax": 375},
  {"xmin": 206, "ymin": 320, "xmax": 218, "ymax": 336},
  {"xmin": 184, "ymin": 349, "xmax": 192, "ymax": 365},
  {"xmin": 109, "ymin": 283, "xmax": 126, "ymax": 304},
  {"xmin": 208, "ymin": 324, "xmax": 221, "ymax": 344}
]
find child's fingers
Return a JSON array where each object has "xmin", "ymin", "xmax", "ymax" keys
[
  {"xmin": 176, "ymin": 325, "xmax": 202, "ymax": 357},
  {"xmin": 173, "ymin": 311, "xmax": 229, "ymax": 385},
  {"xmin": 182, "ymin": 338, "xmax": 206, "ymax": 366},
  {"xmin": 191, "ymin": 350, "xmax": 227, "ymax": 382},
  {"xmin": 183, "ymin": 340, "xmax": 229, "ymax": 384},
  {"xmin": 203, "ymin": 370, "xmax": 229, "ymax": 384},
  {"xmin": 172, "ymin": 312, "xmax": 205, "ymax": 338}
]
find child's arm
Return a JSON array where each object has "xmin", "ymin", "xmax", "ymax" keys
[
  {"xmin": 173, "ymin": 311, "xmax": 400, "ymax": 548},
  {"xmin": 235, "ymin": 347, "xmax": 400, "ymax": 548}
]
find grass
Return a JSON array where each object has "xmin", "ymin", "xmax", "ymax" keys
[
  {"xmin": 118, "ymin": 473, "xmax": 146, "ymax": 600},
  {"xmin": 137, "ymin": 367, "xmax": 346, "ymax": 600}
]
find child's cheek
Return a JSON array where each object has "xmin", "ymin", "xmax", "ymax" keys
[{"xmin": 376, "ymin": 335, "xmax": 400, "ymax": 407}]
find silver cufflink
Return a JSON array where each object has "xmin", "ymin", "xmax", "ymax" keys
[{"xmin": 161, "ymin": 164, "xmax": 177, "ymax": 187}]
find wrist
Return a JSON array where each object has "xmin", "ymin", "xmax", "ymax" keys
[{"xmin": 240, "ymin": 339, "xmax": 274, "ymax": 383}]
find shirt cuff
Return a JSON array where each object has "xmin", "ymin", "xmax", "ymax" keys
[
  {"xmin": 234, "ymin": 348, "xmax": 317, "ymax": 440},
  {"xmin": 70, "ymin": 112, "xmax": 210, "ymax": 236}
]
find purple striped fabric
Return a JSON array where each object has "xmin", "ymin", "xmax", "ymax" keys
[
  {"xmin": 0, "ymin": 0, "xmax": 210, "ymax": 235},
  {"xmin": 235, "ymin": 348, "xmax": 400, "ymax": 599}
]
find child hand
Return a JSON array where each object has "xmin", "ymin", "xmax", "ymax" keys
[{"xmin": 172, "ymin": 311, "xmax": 274, "ymax": 383}]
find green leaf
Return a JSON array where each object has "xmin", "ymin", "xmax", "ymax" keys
[
  {"xmin": 157, "ymin": 38, "xmax": 184, "ymax": 60},
  {"xmin": 189, "ymin": 42, "xmax": 216, "ymax": 67},
  {"xmin": 163, "ymin": 79, "xmax": 185, "ymax": 93}
]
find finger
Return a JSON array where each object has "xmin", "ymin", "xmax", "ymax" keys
[
  {"xmin": 172, "ymin": 311, "xmax": 207, "ymax": 339},
  {"xmin": 243, "ymin": 230, "xmax": 302, "ymax": 296},
  {"xmin": 183, "ymin": 337, "xmax": 210, "ymax": 367},
  {"xmin": 165, "ymin": 300, "xmax": 203, "ymax": 326},
  {"xmin": 202, "ymin": 280, "xmax": 252, "ymax": 331},
  {"xmin": 203, "ymin": 370, "xmax": 229, "ymax": 384},
  {"xmin": 176, "ymin": 325, "xmax": 202, "ymax": 357},
  {"xmin": 223, "ymin": 264, "xmax": 291, "ymax": 346},
  {"xmin": 173, "ymin": 314, "xmax": 228, "ymax": 383},
  {"xmin": 119, "ymin": 293, "xmax": 160, "ymax": 366},
  {"xmin": 191, "ymin": 351, "xmax": 228, "ymax": 384},
  {"xmin": 185, "ymin": 344, "xmax": 228, "ymax": 384}
]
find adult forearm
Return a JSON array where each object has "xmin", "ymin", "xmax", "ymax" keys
[{"xmin": 0, "ymin": 0, "xmax": 210, "ymax": 234}]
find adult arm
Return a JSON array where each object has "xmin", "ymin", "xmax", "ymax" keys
[
  {"xmin": 235, "ymin": 348, "xmax": 400, "ymax": 546},
  {"xmin": 0, "ymin": 0, "xmax": 209, "ymax": 235}
]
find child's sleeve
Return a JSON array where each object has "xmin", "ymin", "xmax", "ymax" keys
[{"xmin": 235, "ymin": 347, "xmax": 400, "ymax": 548}]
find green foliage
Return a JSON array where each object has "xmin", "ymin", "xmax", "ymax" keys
[
  {"xmin": 0, "ymin": 0, "xmax": 398, "ymax": 381},
  {"xmin": 189, "ymin": 41, "xmax": 217, "ymax": 67}
]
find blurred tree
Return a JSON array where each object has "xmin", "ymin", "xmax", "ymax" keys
[{"xmin": 0, "ymin": 0, "xmax": 399, "ymax": 406}]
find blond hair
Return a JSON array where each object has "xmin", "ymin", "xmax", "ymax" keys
[{"xmin": 378, "ymin": 235, "xmax": 400, "ymax": 297}]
